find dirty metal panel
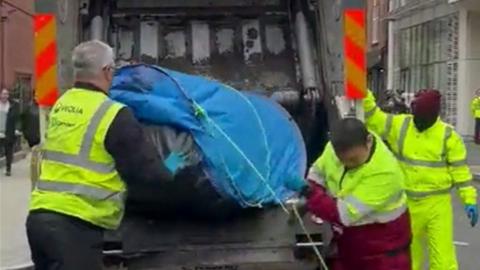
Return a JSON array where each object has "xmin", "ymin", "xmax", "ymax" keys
[
  {"xmin": 215, "ymin": 28, "xmax": 235, "ymax": 55},
  {"xmin": 265, "ymin": 24, "xmax": 286, "ymax": 55},
  {"xmin": 191, "ymin": 21, "xmax": 211, "ymax": 65},
  {"xmin": 164, "ymin": 30, "xmax": 187, "ymax": 59},
  {"xmin": 140, "ymin": 21, "xmax": 159, "ymax": 64},
  {"xmin": 242, "ymin": 20, "xmax": 262, "ymax": 64},
  {"xmin": 116, "ymin": 0, "xmax": 282, "ymax": 9},
  {"xmin": 111, "ymin": 12, "xmax": 299, "ymax": 92},
  {"xmin": 117, "ymin": 28, "xmax": 134, "ymax": 62}
]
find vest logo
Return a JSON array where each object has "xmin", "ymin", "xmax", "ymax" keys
[{"xmin": 53, "ymin": 103, "xmax": 84, "ymax": 114}]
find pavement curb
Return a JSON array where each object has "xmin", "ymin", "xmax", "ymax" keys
[{"xmin": 0, "ymin": 151, "xmax": 27, "ymax": 169}]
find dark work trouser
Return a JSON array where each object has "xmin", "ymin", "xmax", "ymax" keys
[
  {"xmin": 0, "ymin": 138, "xmax": 14, "ymax": 173},
  {"xmin": 26, "ymin": 211, "xmax": 104, "ymax": 270},
  {"xmin": 475, "ymin": 118, "xmax": 480, "ymax": 144}
]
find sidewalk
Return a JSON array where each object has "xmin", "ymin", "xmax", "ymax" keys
[{"xmin": 0, "ymin": 158, "xmax": 33, "ymax": 269}]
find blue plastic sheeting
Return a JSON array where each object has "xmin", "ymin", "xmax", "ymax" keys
[{"xmin": 110, "ymin": 65, "xmax": 307, "ymax": 207}]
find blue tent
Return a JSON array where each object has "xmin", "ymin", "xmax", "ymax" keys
[{"xmin": 110, "ymin": 65, "xmax": 306, "ymax": 208}]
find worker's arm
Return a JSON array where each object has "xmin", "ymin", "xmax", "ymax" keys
[
  {"xmin": 105, "ymin": 107, "xmax": 173, "ymax": 185},
  {"xmin": 446, "ymin": 129, "xmax": 477, "ymax": 206},
  {"xmin": 471, "ymin": 97, "xmax": 480, "ymax": 116},
  {"xmin": 302, "ymin": 143, "xmax": 341, "ymax": 224},
  {"xmin": 363, "ymin": 90, "xmax": 404, "ymax": 148},
  {"xmin": 305, "ymin": 143, "xmax": 404, "ymax": 227}
]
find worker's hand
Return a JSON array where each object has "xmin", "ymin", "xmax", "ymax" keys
[
  {"xmin": 284, "ymin": 175, "xmax": 308, "ymax": 193},
  {"xmin": 465, "ymin": 204, "xmax": 478, "ymax": 227},
  {"xmin": 286, "ymin": 197, "xmax": 308, "ymax": 224},
  {"xmin": 164, "ymin": 151, "xmax": 188, "ymax": 174}
]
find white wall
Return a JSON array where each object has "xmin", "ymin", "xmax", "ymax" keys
[{"xmin": 457, "ymin": 8, "xmax": 480, "ymax": 137}]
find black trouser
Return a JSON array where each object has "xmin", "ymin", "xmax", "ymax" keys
[
  {"xmin": 26, "ymin": 211, "xmax": 104, "ymax": 270},
  {"xmin": 475, "ymin": 118, "xmax": 480, "ymax": 144},
  {"xmin": 0, "ymin": 138, "xmax": 15, "ymax": 172}
]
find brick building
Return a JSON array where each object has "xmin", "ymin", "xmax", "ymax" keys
[{"xmin": 0, "ymin": 0, "xmax": 34, "ymax": 104}]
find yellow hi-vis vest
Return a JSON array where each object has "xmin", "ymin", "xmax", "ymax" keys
[
  {"xmin": 363, "ymin": 90, "xmax": 477, "ymax": 205},
  {"xmin": 471, "ymin": 97, "xmax": 480, "ymax": 118},
  {"xmin": 30, "ymin": 88, "xmax": 126, "ymax": 229},
  {"xmin": 307, "ymin": 136, "xmax": 407, "ymax": 226}
]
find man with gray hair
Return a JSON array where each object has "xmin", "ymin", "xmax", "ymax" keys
[{"xmin": 26, "ymin": 40, "xmax": 185, "ymax": 270}]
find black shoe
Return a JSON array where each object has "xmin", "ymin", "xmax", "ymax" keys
[{"xmin": 5, "ymin": 171, "xmax": 11, "ymax": 177}]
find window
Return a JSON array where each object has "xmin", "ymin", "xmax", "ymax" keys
[
  {"xmin": 371, "ymin": 0, "xmax": 380, "ymax": 44},
  {"xmin": 394, "ymin": 14, "xmax": 459, "ymax": 126}
]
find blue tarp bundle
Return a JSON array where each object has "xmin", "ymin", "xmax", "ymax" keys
[{"xmin": 110, "ymin": 65, "xmax": 306, "ymax": 208}]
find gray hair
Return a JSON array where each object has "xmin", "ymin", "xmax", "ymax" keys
[{"xmin": 72, "ymin": 40, "xmax": 114, "ymax": 79}]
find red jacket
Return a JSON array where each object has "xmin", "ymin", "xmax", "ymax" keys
[{"xmin": 306, "ymin": 182, "xmax": 411, "ymax": 270}]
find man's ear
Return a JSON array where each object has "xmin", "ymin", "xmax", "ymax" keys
[{"xmin": 366, "ymin": 134, "xmax": 373, "ymax": 147}]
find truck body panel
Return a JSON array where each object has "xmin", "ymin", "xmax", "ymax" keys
[{"xmin": 33, "ymin": 0, "xmax": 346, "ymax": 269}]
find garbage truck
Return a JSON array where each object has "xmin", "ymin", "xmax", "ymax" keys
[{"xmin": 33, "ymin": 0, "xmax": 353, "ymax": 269}]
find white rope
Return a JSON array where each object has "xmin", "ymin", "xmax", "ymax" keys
[
  {"xmin": 158, "ymin": 68, "xmax": 329, "ymax": 268},
  {"xmin": 292, "ymin": 204, "xmax": 329, "ymax": 270}
]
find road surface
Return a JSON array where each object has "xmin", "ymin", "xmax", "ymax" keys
[{"xmin": 1, "ymin": 150, "xmax": 479, "ymax": 269}]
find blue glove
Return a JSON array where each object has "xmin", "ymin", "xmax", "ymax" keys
[
  {"xmin": 164, "ymin": 152, "xmax": 187, "ymax": 174},
  {"xmin": 285, "ymin": 176, "xmax": 308, "ymax": 193},
  {"xmin": 465, "ymin": 205, "xmax": 478, "ymax": 227}
]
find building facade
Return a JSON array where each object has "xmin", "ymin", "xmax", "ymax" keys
[
  {"xmin": 388, "ymin": 0, "xmax": 480, "ymax": 137},
  {"xmin": 0, "ymin": 0, "xmax": 34, "ymax": 106},
  {"xmin": 367, "ymin": 0, "xmax": 390, "ymax": 98}
]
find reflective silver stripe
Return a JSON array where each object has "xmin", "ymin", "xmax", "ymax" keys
[
  {"xmin": 36, "ymin": 180, "xmax": 124, "ymax": 202},
  {"xmin": 42, "ymin": 99, "xmax": 116, "ymax": 173},
  {"xmin": 365, "ymin": 106, "xmax": 377, "ymax": 119},
  {"xmin": 381, "ymin": 114, "xmax": 394, "ymax": 141},
  {"xmin": 43, "ymin": 151, "xmax": 115, "ymax": 173},
  {"xmin": 338, "ymin": 191, "xmax": 405, "ymax": 226},
  {"xmin": 405, "ymin": 188, "xmax": 451, "ymax": 198},
  {"xmin": 360, "ymin": 204, "xmax": 406, "ymax": 225},
  {"xmin": 396, "ymin": 123, "xmax": 455, "ymax": 168},
  {"xmin": 307, "ymin": 167, "xmax": 325, "ymax": 187},
  {"xmin": 453, "ymin": 180, "xmax": 473, "ymax": 189},
  {"xmin": 395, "ymin": 154, "xmax": 446, "ymax": 168},
  {"xmin": 448, "ymin": 159, "xmax": 467, "ymax": 167},
  {"xmin": 397, "ymin": 117, "xmax": 411, "ymax": 157},
  {"xmin": 442, "ymin": 126, "xmax": 453, "ymax": 161},
  {"xmin": 79, "ymin": 99, "xmax": 115, "ymax": 158}
]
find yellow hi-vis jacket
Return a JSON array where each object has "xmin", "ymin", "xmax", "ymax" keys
[
  {"xmin": 308, "ymin": 135, "xmax": 407, "ymax": 226},
  {"xmin": 363, "ymin": 90, "xmax": 477, "ymax": 205},
  {"xmin": 471, "ymin": 96, "xmax": 480, "ymax": 118},
  {"xmin": 30, "ymin": 88, "xmax": 126, "ymax": 229}
]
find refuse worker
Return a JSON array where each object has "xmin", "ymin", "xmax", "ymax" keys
[
  {"xmin": 286, "ymin": 118, "xmax": 412, "ymax": 270},
  {"xmin": 363, "ymin": 89, "xmax": 478, "ymax": 270},
  {"xmin": 26, "ymin": 40, "xmax": 187, "ymax": 270},
  {"xmin": 471, "ymin": 89, "xmax": 480, "ymax": 144}
]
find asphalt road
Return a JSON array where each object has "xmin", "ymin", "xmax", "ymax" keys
[{"xmin": 0, "ymin": 154, "xmax": 479, "ymax": 270}]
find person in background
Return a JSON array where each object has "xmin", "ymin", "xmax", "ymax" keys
[
  {"xmin": 286, "ymin": 118, "xmax": 411, "ymax": 270},
  {"xmin": 0, "ymin": 88, "xmax": 20, "ymax": 176},
  {"xmin": 363, "ymin": 89, "xmax": 478, "ymax": 270},
  {"xmin": 471, "ymin": 89, "xmax": 480, "ymax": 144},
  {"xmin": 26, "ymin": 40, "xmax": 186, "ymax": 270}
]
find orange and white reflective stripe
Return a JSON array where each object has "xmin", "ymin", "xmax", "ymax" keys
[
  {"xmin": 34, "ymin": 14, "xmax": 59, "ymax": 106},
  {"xmin": 343, "ymin": 9, "xmax": 367, "ymax": 99}
]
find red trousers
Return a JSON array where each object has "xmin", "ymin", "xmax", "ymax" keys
[{"xmin": 328, "ymin": 247, "xmax": 411, "ymax": 270}]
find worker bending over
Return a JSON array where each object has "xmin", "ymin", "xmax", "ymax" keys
[
  {"xmin": 286, "ymin": 118, "xmax": 411, "ymax": 270},
  {"xmin": 363, "ymin": 89, "xmax": 478, "ymax": 270},
  {"xmin": 26, "ymin": 40, "xmax": 185, "ymax": 270}
]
